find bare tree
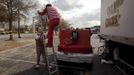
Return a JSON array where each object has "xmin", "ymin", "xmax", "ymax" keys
[
  {"xmin": 17, "ymin": 0, "xmax": 38, "ymax": 38},
  {"xmin": 0, "ymin": 0, "xmax": 38, "ymax": 40},
  {"xmin": 0, "ymin": 3, "xmax": 8, "ymax": 22}
]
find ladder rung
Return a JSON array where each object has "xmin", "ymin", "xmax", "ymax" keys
[
  {"xmin": 46, "ymin": 47, "xmax": 53, "ymax": 50},
  {"xmin": 49, "ymin": 63, "xmax": 57, "ymax": 67},
  {"xmin": 50, "ymin": 70, "xmax": 58, "ymax": 75},
  {"xmin": 48, "ymin": 53, "xmax": 55, "ymax": 56}
]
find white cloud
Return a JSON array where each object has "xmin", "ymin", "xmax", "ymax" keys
[
  {"xmin": 30, "ymin": 0, "xmax": 101, "ymax": 28},
  {"xmin": 53, "ymin": 0, "xmax": 83, "ymax": 11},
  {"xmin": 53, "ymin": 0, "xmax": 101, "ymax": 28}
]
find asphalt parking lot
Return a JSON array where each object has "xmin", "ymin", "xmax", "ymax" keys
[{"xmin": 0, "ymin": 34, "xmax": 124, "ymax": 75}]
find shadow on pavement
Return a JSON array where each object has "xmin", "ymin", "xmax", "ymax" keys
[
  {"xmin": 59, "ymin": 67, "xmax": 86, "ymax": 75},
  {"xmin": 92, "ymin": 55, "xmax": 124, "ymax": 75}
]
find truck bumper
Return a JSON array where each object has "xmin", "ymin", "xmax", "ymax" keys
[{"xmin": 56, "ymin": 51, "xmax": 94, "ymax": 64}]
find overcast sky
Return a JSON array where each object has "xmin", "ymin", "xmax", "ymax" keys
[{"xmin": 36, "ymin": 0, "xmax": 101, "ymax": 28}]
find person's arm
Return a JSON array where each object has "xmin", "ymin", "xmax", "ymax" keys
[{"xmin": 38, "ymin": 8, "xmax": 47, "ymax": 16}]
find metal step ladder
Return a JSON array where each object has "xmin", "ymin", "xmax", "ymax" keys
[
  {"xmin": 115, "ymin": 58, "xmax": 134, "ymax": 75},
  {"xmin": 45, "ymin": 47, "xmax": 59, "ymax": 75},
  {"xmin": 39, "ymin": 15, "xmax": 59, "ymax": 75}
]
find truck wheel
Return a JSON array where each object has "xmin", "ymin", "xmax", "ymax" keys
[{"xmin": 113, "ymin": 47, "xmax": 119, "ymax": 61}]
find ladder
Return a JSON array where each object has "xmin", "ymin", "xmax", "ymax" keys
[
  {"xmin": 115, "ymin": 58, "xmax": 134, "ymax": 75},
  {"xmin": 39, "ymin": 15, "xmax": 59, "ymax": 75}
]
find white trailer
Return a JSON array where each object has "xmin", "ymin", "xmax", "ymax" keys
[{"xmin": 100, "ymin": 0, "xmax": 134, "ymax": 74}]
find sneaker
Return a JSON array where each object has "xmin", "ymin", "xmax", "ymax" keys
[
  {"xmin": 101, "ymin": 59, "xmax": 113, "ymax": 64},
  {"xmin": 101, "ymin": 59, "xmax": 106, "ymax": 64},
  {"xmin": 34, "ymin": 64, "xmax": 40, "ymax": 69},
  {"xmin": 105, "ymin": 60, "xmax": 113, "ymax": 64}
]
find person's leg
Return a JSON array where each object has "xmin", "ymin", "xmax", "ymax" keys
[
  {"xmin": 36, "ymin": 48, "xmax": 41, "ymax": 65},
  {"xmin": 48, "ymin": 18, "xmax": 60, "ymax": 47},
  {"xmin": 41, "ymin": 47, "xmax": 46, "ymax": 63},
  {"xmin": 35, "ymin": 47, "xmax": 41, "ymax": 69},
  {"xmin": 35, "ymin": 40, "xmax": 41, "ymax": 65}
]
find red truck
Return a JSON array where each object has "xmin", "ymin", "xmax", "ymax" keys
[{"xmin": 56, "ymin": 28, "xmax": 93, "ymax": 68}]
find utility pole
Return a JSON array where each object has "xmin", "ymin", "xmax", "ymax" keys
[
  {"xmin": 33, "ymin": 17, "xmax": 36, "ymax": 35},
  {"xmin": 17, "ymin": 0, "xmax": 21, "ymax": 38}
]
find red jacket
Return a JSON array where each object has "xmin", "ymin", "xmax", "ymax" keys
[{"xmin": 38, "ymin": 6, "xmax": 60, "ymax": 20}]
